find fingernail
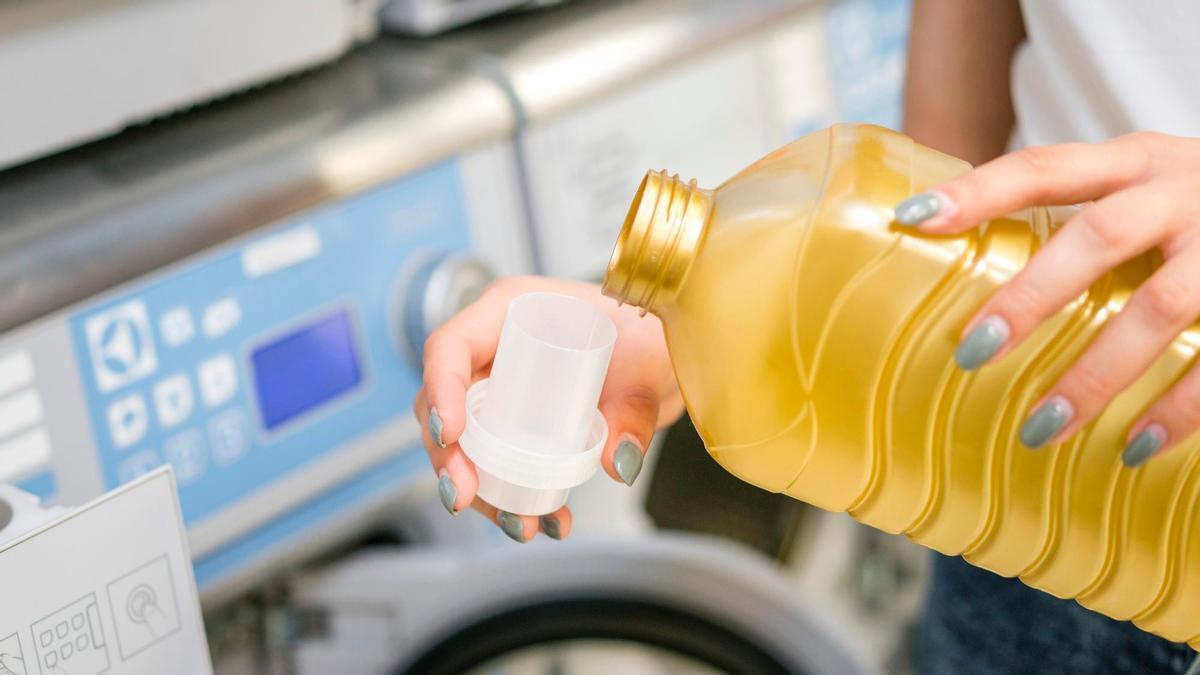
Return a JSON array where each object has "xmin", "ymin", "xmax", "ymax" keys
[
  {"xmin": 1019, "ymin": 396, "xmax": 1074, "ymax": 449},
  {"xmin": 955, "ymin": 316, "xmax": 1011, "ymax": 371},
  {"xmin": 497, "ymin": 511, "xmax": 526, "ymax": 543},
  {"xmin": 429, "ymin": 407, "xmax": 445, "ymax": 448},
  {"xmin": 437, "ymin": 469, "xmax": 458, "ymax": 515},
  {"xmin": 614, "ymin": 439, "xmax": 644, "ymax": 487},
  {"xmin": 894, "ymin": 190, "xmax": 957, "ymax": 228},
  {"xmin": 540, "ymin": 514, "xmax": 563, "ymax": 540},
  {"xmin": 1122, "ymin": 424, "xmax": 1166, "ymax": 468}
]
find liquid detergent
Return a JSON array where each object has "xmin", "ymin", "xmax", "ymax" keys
[{"xmin": 602, "ymin": 124, "xmax": 1200, "ymax": 648}]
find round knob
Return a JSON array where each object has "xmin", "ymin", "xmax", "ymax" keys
[{"xmin": 394, "ymin": 251, "xmax": 494, "ymax": 368}]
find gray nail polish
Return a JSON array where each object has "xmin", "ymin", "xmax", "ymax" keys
[
  {"xmin": 614, "ymin": 440, "xmax": 644, "ymax": 486},
  {"xmin": 1019, "ymin": 396, "xmax": 1074, "ymax": 449},
  {"xmin": 955, "ymin": 316, "xmax": 1011, "ymax": 371},
  {"xmin": 540, "ymin": 514, "xmax": 563, "ymax": 540},
  {"xmin": 895, "ymin": 192, "xmax": 942, "ymax": 226},
  {"xmin": 497, "ymin": 511, "xmax": 525, "ymax": 543},
  {"xmin": 429, "ymin": 407, "xmax": 445, "ymax": 448},
  {"xmin": 437, "ymin": 473, "xmax": 457, "ymax": 515},
  {"xmin": 1122, "ymin": 426, "xmax": 1165, "ymax": 468}
]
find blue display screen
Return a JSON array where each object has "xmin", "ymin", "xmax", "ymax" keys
[{"xmin": 251, "ymin": 309, "xmax": 362, "ymax": 430}]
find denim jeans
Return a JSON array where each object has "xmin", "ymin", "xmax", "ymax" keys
[{"xmin": 916, "ymin": 554, "xmax": 1198, "ymax": 674}]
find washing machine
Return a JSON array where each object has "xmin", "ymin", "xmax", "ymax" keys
[
  {"xmin": 0, "ymin": 36, "xmax": 531, "ymax": 611},
  {"xmin": 0, "ymin": 0, "xmax": 384, "ymax": 171}
]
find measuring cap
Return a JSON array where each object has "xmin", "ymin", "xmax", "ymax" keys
[{"xmin": 459, "ymin": 292, "xmax": 616, "ymax": 515}]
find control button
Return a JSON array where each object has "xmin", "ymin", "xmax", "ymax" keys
[
  {"xmin": 395, "ymin": 252, "xmax": 494, "ymax": 368},
  {"xmin": 106, "ymin": 394, "xmax": 148, "ymax": 449},
  {"xmin": 164, "ymin": 430, "xmax": 206, "ymax": 486},
  {"xmin": 85, "ymin": 300, "xmax": 157, "ymax": 392},
  {"xmin": 209, "ymin": 409, "xmax": 247, "ymax": 466},
  {"xmin": 159, "ymin": 306, "xmax": 195, "ymax": 347},
  {"xmin": 152, "ymin": 374, "xmax": 193, "ymax": 429},
  {"xmin": 202, "ymin": 298, "xmax": 241, "ymax": 338},
  {"xmin": 198, "ymin": 354, "xmax": 238, "ymax": 408},
  {"xmin": 117, "ymin": 449, "xmax": 160, "ymax": 484}
]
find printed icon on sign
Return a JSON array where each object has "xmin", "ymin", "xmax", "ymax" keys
[
  {"xmin": 106, "ymin": 394, "xmax": 148, "ymax": 449},
  {"xmin": 209, "ymin": 409, "xmax": 247, "ymax": 466},
  {"xmin": 152, "ymin": 374, "xmax": 193, "ymax": 429},
  {"xmin": 0, "ymin": 633, "xmax": 27, "ymax": 675},
  {"xmin": 163, "ymin": 430, "xmax": 206, "ymax": 486},
  {"xmin": 197, "ymin": 354, "xmax": 237, "ymax": 408},
  {"xmin": 85, "ymin": 300, "xmax": 157, "ymax": 393},
  {"xmin": 31, "ymin": 593, "xmax": 109, "ymax": 675},
  {"xmin": 158, "ymin": 307, "xmax": 194, "ymax": 348},
  {"xmin": 106, "ymin": 556, "xmax": 181, "ymax": 660}
]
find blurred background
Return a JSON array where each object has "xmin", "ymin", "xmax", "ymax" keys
[{"xmin": 0, "ymin": 0, "xmax": 926, "ymax": 673}]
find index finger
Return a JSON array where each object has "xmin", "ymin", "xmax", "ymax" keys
[
  {"xmin": 421, "ymin": 284, "xmax": 511, "ymax": 447},
  {"xmin": 894, "ymin": 133, "xmax": 1159, "ymax": 234}
]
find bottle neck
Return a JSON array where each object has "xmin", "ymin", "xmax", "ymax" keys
[{"xmin": 602, "ymin": 170, "xmax": 713, "ymax": 314}]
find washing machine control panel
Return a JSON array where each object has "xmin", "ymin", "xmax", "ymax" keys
[{"xmin": 0, "ymin": 159, "xmax": 494, "ymax": 593}]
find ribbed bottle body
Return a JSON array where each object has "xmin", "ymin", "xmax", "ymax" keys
[{"xmin": 615, "ymin": 125, "xmax": 1200, "ymax": 647}]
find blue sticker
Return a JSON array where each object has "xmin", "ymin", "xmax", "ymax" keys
[{"xmin": 67, "ymin": 160, "xmax": 472, "ymax": 532}]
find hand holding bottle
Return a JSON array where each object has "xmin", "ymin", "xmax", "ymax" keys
[
  {"xmin": 414, "ymin": 276, "xmax": 683, "ymax": 541},
  {"xmin": 896, "ymin": 132, "xmax": 1200, "ymax": 466}
]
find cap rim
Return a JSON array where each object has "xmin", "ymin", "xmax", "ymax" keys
[{"xmin": 459, "ymin": 378, "xmax": 606, "ymax": 490}]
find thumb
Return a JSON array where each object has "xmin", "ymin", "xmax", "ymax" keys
[
  {"xmin": 600, "ymin": 385, "xmax": 658, "ymax": 487},
  {"xmin": 597, "ymin": 326, "xmax": 673, "ymax": 487}
]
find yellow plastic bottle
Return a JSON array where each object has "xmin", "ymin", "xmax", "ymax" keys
[{"xmin": 603, "ymin": 124, "xmax": 1199, "ymax": 648}]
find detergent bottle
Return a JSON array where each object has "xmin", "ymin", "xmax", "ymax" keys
[{"xmin": 602, "ymin": 123, "xmax": 1200, "ymax": 648}]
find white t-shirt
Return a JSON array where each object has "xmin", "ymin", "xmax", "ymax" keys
[{"xmin": 1012, "ymin": 0, "xmax": 1200, "ymax": 146}]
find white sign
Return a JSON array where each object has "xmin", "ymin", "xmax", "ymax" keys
[{"xmin": 0, "ymin": 468, "xmax": 212, "ymax": 674}]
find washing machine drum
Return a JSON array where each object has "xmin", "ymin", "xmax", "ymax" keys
[
  {"xmin": 382, "ymin": 536, "xmax": 870, "ymax": 675},
  {"xmin": 404, "ymin": 595, "xmax": 801, "ymax": 674}
]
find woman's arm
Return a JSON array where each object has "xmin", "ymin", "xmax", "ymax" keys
[{"xmin": 903, "ymin": 0, "xmax": 1026, "ymax": 164}]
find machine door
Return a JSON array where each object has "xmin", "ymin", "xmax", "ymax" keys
[{"xmin": 404, "ymin": 596, "xmax": 800, "ymax": 675}]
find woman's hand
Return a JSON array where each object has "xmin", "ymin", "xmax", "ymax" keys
[
  {"xmin": 413, "ymin": 276, "xmax": 684, "ymax": 541},
  {"xmin": 894, "ymin": 132, "xmax": 1200, "ymax": 467}
]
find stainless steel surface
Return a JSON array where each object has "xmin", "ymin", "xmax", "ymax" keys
[
  {"xmin": 0, "ymin": 40, "xmax": 515, "ymax": 333},
  {"xmin": 428, "ymin": 0, "xmax": 816, "ymax": 120}
]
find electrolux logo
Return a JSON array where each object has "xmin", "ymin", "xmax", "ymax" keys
[{"xmin": 84, "ymin": 300, "xmax": 158, "ymax": 393}]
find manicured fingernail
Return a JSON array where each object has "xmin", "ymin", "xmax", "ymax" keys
[
  {"xmin": 437, "ymin": 469, "xmax": 458, "ymax": 515},
  {"xmin": 613, "ymin": 439, "xmax": 644, "ymax": 486},
  {"xmin": 894, "ymin": 190, "xmax": 957, "ymax": 228},
  {"xmin": 1019, "ymin": 396, "xmax": 1074, "ymax": 449},
  {"xmin": 540, "ymin": 514, "xmax": 563, "ymax": 540},
  {"xmin": 429, "ymin": 407, "xmax": 445, "ymax": 448},
  {"xmin": 497, "ymin": 511, "xmax": 526, "ymax": 543},
  {"xmin": 1123, "ymin": 424, "xmax": 1166, "ymax": 468},
  {"xmin": 955, "ymin": 316, "xmax": 1010, "ymax": 371}
]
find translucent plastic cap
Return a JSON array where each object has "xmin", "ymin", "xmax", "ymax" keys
[{"xmin": 459, "ymin": 292, "xmax": 616, "ymax": 515}]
